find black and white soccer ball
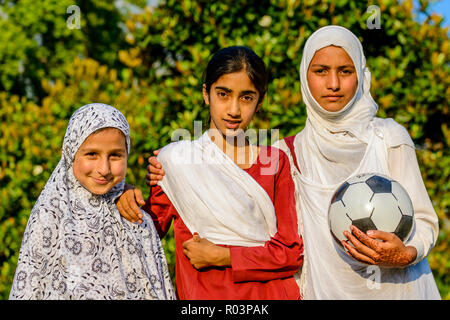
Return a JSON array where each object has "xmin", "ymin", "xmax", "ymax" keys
[{"xmin": 328, "ymin": 173, "xmax": 414, "ymax": 250}]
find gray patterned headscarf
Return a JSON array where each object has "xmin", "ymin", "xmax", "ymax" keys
[{"xmin": 10, "ymin": 103, "xmax": 175, "ymax": 300}]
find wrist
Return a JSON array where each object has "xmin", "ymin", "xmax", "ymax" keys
[
  {"xmin": 404, "ymin": 246, "xmax": 417, "ymax": 266},
  {"xmin": 213, "ymin": 246, "xmax": 231, "ymax": 267}
]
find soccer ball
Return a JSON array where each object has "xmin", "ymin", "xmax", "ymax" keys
[{"xmin": 328, "ymin": 173, "xmax": 414, "ymax": 249}]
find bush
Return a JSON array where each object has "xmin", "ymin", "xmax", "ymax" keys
[{"xmin": 0, "ymin": 0, "xmax": 448, "ymax": 299}]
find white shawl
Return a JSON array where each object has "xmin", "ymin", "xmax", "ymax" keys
[{"xmin": 157, "ymin": 131, "xmax": 277, "ymax": 247}]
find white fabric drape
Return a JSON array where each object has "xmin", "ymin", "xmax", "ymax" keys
[
  {"xmin": 274, "ymin": 25, "xmax": 440, "ymax": 299},
  {"xmin": 157, "ymin": 131, "xmax": 277, "ymax": 247}
]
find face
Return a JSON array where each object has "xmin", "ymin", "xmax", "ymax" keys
[
  {"xmin": 307, "ymin": 45, "xmax": 358, "ymax": 112},
  {"xmin": 73, "ymin": 128, "xmax": 128, "ymax": 195},
  {"xmin": 203, "ymin": 70, "xmax": 262, "ymax": 138}
]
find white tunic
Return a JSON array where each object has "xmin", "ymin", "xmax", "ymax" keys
[{"xmin": 275, "ymin": 117, "xmax": 440, "ymax": 300}]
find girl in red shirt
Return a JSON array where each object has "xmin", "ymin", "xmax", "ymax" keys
[{"xmin": 116, "ymin": 46, "xmax": 303, "ymax": 300}]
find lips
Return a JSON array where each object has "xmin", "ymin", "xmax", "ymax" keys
[
  {"xmin": 223, "ymin": 119, "xmax": 241, "ymax": 129},
  {"xmin": 91, "ymin": 177, "xmax": 110, "ymax": 185},
  {"xmin": 323, "ymin": 95, "xmax": 343, "ymax": 102}
]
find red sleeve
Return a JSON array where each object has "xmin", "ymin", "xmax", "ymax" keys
[
  {"xmin": 229, "ymin": 149, "xmax": 303, "ymax": 282},
  {"xmin": 141, "ymin": 185, "xmax": 176, "ymax": 239}
]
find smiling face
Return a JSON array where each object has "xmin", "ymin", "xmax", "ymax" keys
[
  {"xmin": 307, "ymin": 45, "xmax": 358, "ymax": 112},
  {"xmin": 204, "ymin": 70, "xmax": 262, "ymax": 138},
  {"xmin": 73, "ymin": 127, "xmax": 128, "ymax": 195}
]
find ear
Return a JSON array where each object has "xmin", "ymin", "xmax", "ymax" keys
[{"xmin": 202, "ymin": 84, "xmax": 210, "ymax": 105}]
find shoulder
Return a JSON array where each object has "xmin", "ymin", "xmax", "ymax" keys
[
  {"xmin": 159, "ymin": 140, "xmax": 191, "ymax": 153},
  {"xmin": 373, "ymin": 117, "xmax": 414, "ymax": 148},
  {"xmin": 283, "ymin": 135, "xmax": 297, "ymax": 146},
  {"xmin": 157, "ymin": 140, "xmax": 193, "ymax": 162},
  {"xmin": 273, "ymin": 134, "xmax": 302, "ymax": 173},
  {"xmin": 257, "ymin": 145, "xmax": 291, "ymax": 176},
  {"xmin": 259, "ymin": 145, "xmax": 289, "ymax": 162},
  {"xmin": 272, "ymin": 134, "xmax": 297, "ymax": 155}
]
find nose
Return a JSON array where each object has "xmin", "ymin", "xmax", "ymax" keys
[
  {"xmin": 227, "ymin": 98, "xmax": 241, "ymax": 118},
  {"xmin": 96, "ymin": 157, "xmax": 111, "ymax": 177},
  {"xmin": 327, "ymin": 71, "xmax": 340, "ymax": 91}
]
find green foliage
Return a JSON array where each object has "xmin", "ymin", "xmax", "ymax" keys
[
  {"xmin": 0, "ymin": 0, "xmax": 129, "ymax": 100},
  {"xmin": 0, "ymin": 0, "xmax": 448, "ymax": 299}
]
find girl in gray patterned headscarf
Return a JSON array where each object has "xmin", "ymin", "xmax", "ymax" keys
[{"xmin": 9, "ymin": 103, "xmax": 175, "ymax": 300}]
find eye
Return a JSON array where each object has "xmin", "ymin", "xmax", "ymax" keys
[
  {"xmin": 86, "ymin": 152, "xmax": 97, "ymax": 157},
  {"xmin": 340, "ymin": 67, "xmax": 355, "ymax": 75},
  {"xmin": 217, "ymin": 91, "xmax": 228, "ymax": 98},
  {"xmin": 314, "ymin": 68, "xmax": 327, "ymax": 75},
  {"xmin": 110, "ymin": 153, "xmax": 123, "ymax": 159},
  {"xmin": 241, "ymin": 95, "xmax": 254, "ymax": 102}
]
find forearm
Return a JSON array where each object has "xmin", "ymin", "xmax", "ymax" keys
[
  {"xmin": 388, "ymin": 145, "xmax": 439, "ymax": 264},
  {"xmin": 209, "ymin": 245, "xmax": 231, "ymax": 267},
  {"xmin": 230, "ymin": 239, "xmax": 303, "ymax": 282},
  {"xmin": 405, "ymin": 219, "xmax": 437, "ymax": 265}
]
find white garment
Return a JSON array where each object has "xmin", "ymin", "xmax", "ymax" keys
[
  {"xmin": 274, "ymin": 25, "xmax": 440, "ymax": 299},
  {"xmin": 276, "ymin": 119, "xmax": 440, "ymax": 299},
  {"xmin": 157, "ymin": 131, "xmax": 277, "ymax": 247}
]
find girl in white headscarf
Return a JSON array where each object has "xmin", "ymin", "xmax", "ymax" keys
[
  {"xmin": 273, "ymin": 25, "xmax": 440, "ymax": 299},
  {"xmin": 10, "ymin": 103, "xmax": 175, "ymax": 300}
]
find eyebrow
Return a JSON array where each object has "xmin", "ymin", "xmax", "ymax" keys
[
  {"xmin": 214, "ymin": 86, "xmax": 232, "ymax": 93},
  {"xmin": 310, "ymin": 64, "xmax": 355, "ymax": 69},
  {"xmin": 80, "ymin": 147, "xmax": 126, "ymax": 153},
  {"xmin": 214, "ymin": 86, "xmax": 258, "ymax": 95}
]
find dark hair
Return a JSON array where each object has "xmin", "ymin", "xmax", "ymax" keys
[{"xmin": 203, "ymin": 46, "xmax": 268, "ymax": 104}]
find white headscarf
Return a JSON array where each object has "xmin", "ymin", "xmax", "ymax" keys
[
  {"xmin": 296, "ymin": 25, "xmax": 379, "ymax": 185},
  {"xmin": 299, "ymin": 25, "xmax": 378, "ymax": 136},
  {"xmin": 10, "ymin": 103, "xmax": 175, "ymax": 300}
]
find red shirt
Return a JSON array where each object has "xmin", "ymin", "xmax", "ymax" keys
[{"xmin": 142, "ymin": 146, "xmax": 303, "ymax": 300}]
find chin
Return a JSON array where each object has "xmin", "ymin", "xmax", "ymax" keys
[
  {"xmin": 89, "ymin": 188, "xmax": 110, "ymax": 195},
  {"xmin": 209, "ymin": 127, "xmax": 245, "ymax": 140},
  {"xmin": 320, "ymin": 103, "xmax": 347, "ymax": 112},
  {"xmin": 84, "ymin": 183, "xmax": 113, "ymax": 195},
  {"xmin": 223, "ymin": 129, "xmax": 246, "ymax": 138}
]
